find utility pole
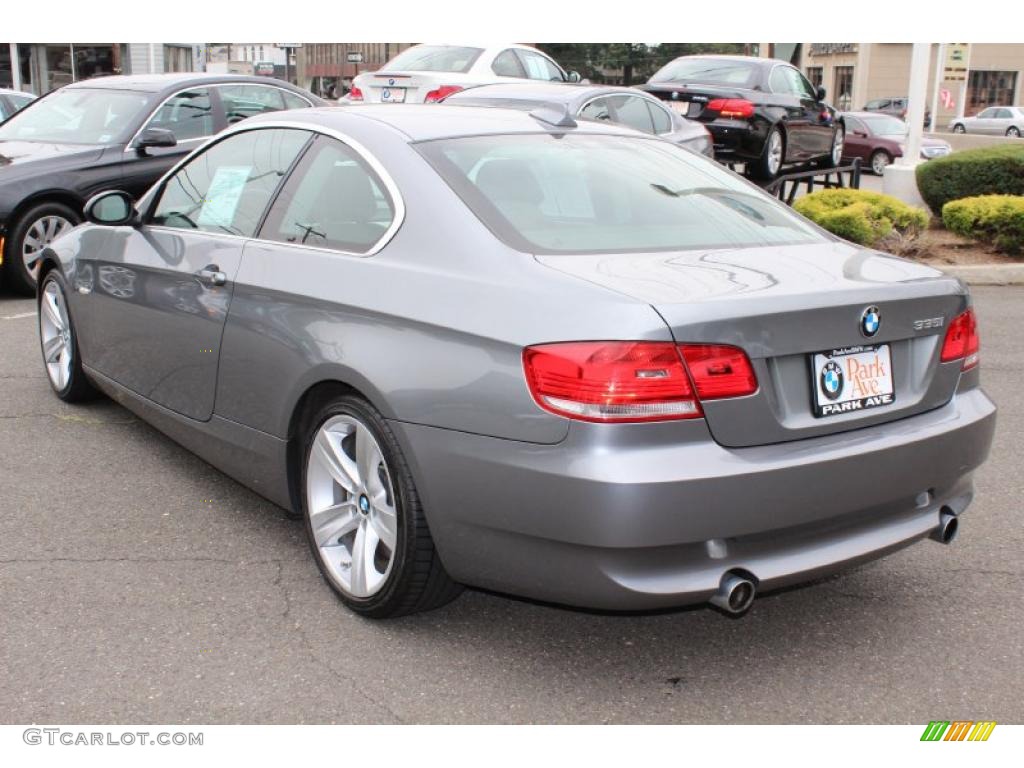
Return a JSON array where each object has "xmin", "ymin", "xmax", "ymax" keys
[{"xmin": 929, "ymin": 43, "xmax": 945, "ymax": 134}]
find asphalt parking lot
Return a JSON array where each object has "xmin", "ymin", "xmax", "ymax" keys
[{"xmin": 0, "ymin": 286, "xmax": 1021, "ymax": 725}]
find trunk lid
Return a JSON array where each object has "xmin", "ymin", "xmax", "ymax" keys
[
  {"xmin": 357, "ymin": 71, "xmax": 456, "ymax": 104},
  {"xmin": 642, "ymin": 84, "xmax": 754, "ymax": 121},
  {"xmin": 537, "ymin": 242, "xmax": 969, "ymax": 447}
]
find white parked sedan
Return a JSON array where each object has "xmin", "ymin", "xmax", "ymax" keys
[
  {"xmin": 346, "ymin": 44, "xmax": 579, "ymax": 105},
  {"xmin": 949, "ymin": 106, "xmax": 1024, "ymax": 137}
]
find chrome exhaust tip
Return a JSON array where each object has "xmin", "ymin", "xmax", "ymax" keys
[
  {"xmin": 930, "ymin": 510, "xmax": 959, "ymax": 545},
  {"xmin": 709, "ymin": 572, "xmax": 756, "ymax": 616}
]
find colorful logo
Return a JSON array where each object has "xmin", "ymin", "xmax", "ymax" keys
[
  {"xmin": 920, "ymin": 721, "xmax": 997, "ymax": 741},
  {"xmin": 860, "ymin": 305, "xmax": 881, "ymax": 338}
]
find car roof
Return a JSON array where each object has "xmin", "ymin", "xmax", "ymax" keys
[
  {"xmin": 664, "ymin": 54, "xmax": 784, "ymax": 67},
  {"xmin": 246, "ymin": 104, "xmax": 647, "ymax": 142},
  {"xmin": 64, "ymin": 73, "xmax": 307, "ymax": 93},
  {"xmin": 445, "ymin": 82, "xmax": 652, "ymax": 107}
]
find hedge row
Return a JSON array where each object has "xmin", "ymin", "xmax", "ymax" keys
[
  {"xmin": 793, "ymin": 189, "xmax": 928, "ymax": 248},
  {"xmin": 916, "ymin": 144, "xmax": 1024, "ymax": 213},
  {"xmin": 942, "ymin": 195, "xmax": 1024, "ymax": 255}
]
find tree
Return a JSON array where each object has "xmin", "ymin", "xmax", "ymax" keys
[{"xmin": 537, "ymin": 43, "xmax": 749, "ymax": 86}]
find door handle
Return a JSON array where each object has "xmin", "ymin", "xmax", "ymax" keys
[{"xmin": 197, "ymin": 264, "xmax": 227, "ymax": 286}]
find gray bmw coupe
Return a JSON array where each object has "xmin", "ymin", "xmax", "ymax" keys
[{"xmin": 35, "ymin": 105, "xmax": 995, "ymax": 618}]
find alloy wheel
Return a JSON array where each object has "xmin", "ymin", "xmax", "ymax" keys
[
  {"xmin": 831, "ymin": 128, "xmax": 844, "ymax": 165},
  {"xmin": 23, "ymin": 215, "xmax": 73, "ymax": 283},
  {"xmin": 767, "ymin": 130, "xmax": 784, "ymax": 175},
  {"xmin": 306, "ymin": 414, "xmax": 399, "ymax": 598},
  {"xmin": 1007, "ymin": 126, "xmax": 1021, "ymax": 138},
  {"xmin": 39, "ymin": 279, "xmax": 74, "ymax": 391},
  {"xmin": 953, "ymin": 124, "xmax": 966, "ymax": 134},
  {"xmin": 871, "ymin": 151, "xmax": 891, "ymax": 175}
]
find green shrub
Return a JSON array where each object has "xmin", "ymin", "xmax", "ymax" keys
[
  {"xmin": 942, "ymin": 195, "xmax": 1024, "ymax": 255},
  {"xmin": 916, "ymin": 144, "xmax": 1024, "ymax": 213},
  {"xmin": 793, "ymin": 188, "xmax": 928, "ymax": 248}
]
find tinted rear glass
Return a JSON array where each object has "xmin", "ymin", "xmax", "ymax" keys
[
  {"xmin": 417, "ymin": 133, "xmax": 824, "ymax": 255},
  {"xmin": 649, "ymin": 58, "xmax": 760, "ymax": 88},
  {"xmin": 384, "ymin": 46, "xmax": 483, "ymax": 73}
]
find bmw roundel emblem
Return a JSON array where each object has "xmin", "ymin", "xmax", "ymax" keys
[
  {"xmin": 860, "ymin": 305, "xmax": 881, "ymax": 338},
  {"xmin": 820, "ymin": 360, "xmax": 844, "ymax": 400}
]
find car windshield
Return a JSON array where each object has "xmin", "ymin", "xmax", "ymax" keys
[
  {"xmin": 0, "ymin": 87, "xmax": 151, "ymax": 144},
  {"xmin": 383, "ymin": 46, "xmax": 483, "ymax": 73},
  {"xmin": 417, "ymin": 133, "xmax": 825, "ymax": 255},
  {"xmin": 860, "ymin": 115, "xmax": 907, "ymax": 137},
  {"xmin": 649, "ymin": 58, "xmax": 759, "ymax": 88}
]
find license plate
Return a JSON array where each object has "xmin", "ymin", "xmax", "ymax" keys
[
  {"xmin": 668, "ymin": 101, "xmax": 690, "ymax": 115},
  {"xmin": 380, "ymin": 87, "xmax": 406, "ymax": 103},
  {"xmin": 812, "ymin": 344, "xmax": 895, "ymax": 418}
]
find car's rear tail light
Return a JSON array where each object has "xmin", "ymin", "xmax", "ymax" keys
[
  {"xmin": 678, "ymin": 344, "xmax": 758, "ymax": 400},
  {"xmin": 941, "ymin": 308, "xmax": 980, "ymax": 370},
  {"xmin": 523, "ymin": 342, "xmax": 701, "ymax": 422},
  {"xmin": 522, "ymin": 341, "xmax": 759, "ymax": 423},
  {"xmin": 707, "ymin": 98, "xmax": 755, "ymax": 119},
  {"xmin": 348, "ymin": 86, "xmax": 364, "ymax": 102},
  {"xmin": 425, "ymin": 85, "xmax": 463, "ymax": 103}
]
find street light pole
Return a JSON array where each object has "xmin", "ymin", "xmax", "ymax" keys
[{"xmin": 929, "ymin": 43, "xmax": 945, "ymax": 134}]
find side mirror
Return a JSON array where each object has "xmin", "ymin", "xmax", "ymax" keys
[
  {"xmin": 816, "ymin": 85, "xmax": 827, "ymax": 102},
  {"xmin": 132, "ymin": 127, "xmax": 177, "ymax": 153},
  {"xmin": 84, "ymin": 190, "xmax": 137, "ymax": 226},
  {"xmin": 567, "ymin": 70, "xmax": 582, "ymax": 84}
]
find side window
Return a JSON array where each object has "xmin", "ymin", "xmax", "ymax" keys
[
  {"xmin": 219, "ymin": 84, "xmax": 285, "ymax": 124},
  {"xmin": 0, "ymin": 100, "xmax": 9, "ymax": 120},
  {"xmin": 796, "ymin": 71, "xmax": 818, "ymax": 99},
  {"xmin": 492, "ymin": 49, "xmax": 526, "ymax": 78},
  {"xmin": 10, "ymin": 95, "xmax": 34, "ymax": 111},
  {"xmin": 579, "ymin": 97, "xmax": 614, "ymax": 123},
  {"xmin": 261, "ymin": 137, "xmax": 396, "ymax": 254},
  {"xmin": 144, "ymin": 88, "xmax": 214, "ymax": 141},
  {"xmin": 646, "ymin": 100, "xmax": 673, "ymax": 134},
  {"xmin": 609, "ymin": 95, "xmax": 655, "ymax": 134},
  {"xmin": 282, "ymin": 91, "xmax": 312, "ymax": 110},
  {"xmin": 845, "ymin": 116, "xmax": 865, "ymax": 134},
  {"xmin": 517, "ymin": 50, "xmax": 565, "ymax": 82},
  {"xmin": 785, "ymin": 68, "xmax": 815, "ymax": 99},
  {"xmin": 995, "ymin": 108, "xmax": 1012, "ymax": 119},
  {"xmin": 151, "ymin": 128, "xmax": 310, "ymax": 236},
  {"xmin": 977, "ymin": 108, "xmax": 995, "ymax": 118}
]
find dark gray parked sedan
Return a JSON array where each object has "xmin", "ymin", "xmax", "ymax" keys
[
  {"xmin": 441, "ymin": 82, "xmax": 714, "ymax": 157},
  {"xmin": 35, "ymin": 105, "xmax": 995, "ymax": 618}
]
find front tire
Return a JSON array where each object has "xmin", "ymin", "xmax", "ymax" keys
[
  {"xmin": 952, "ymin": 123, "xmax": 966, "ymax": 134},
  {"xmin": 4, "ymin": 201, "xmax": 81, "ymax": 295},
  {"xmin": 870, "ymin": 149, "xmax": 893, "ymax": 176},
  {"xmin": 300, "ymin": 394, "xmax": 461, "ymax": 618},
  {"xmin": 1007, "ymin": 126, "xmax": 1021, "ymax": 138},
  {"xmin": 819, "ymin": 125, "xmax": 844, "ymax": 168},
  {"xmin": 749, "ymin": 126, "xmax": 785, "ymax": 180},
  {"xmin": 37, "ymin": 271, "xmax": 97, "ymax": 402}
]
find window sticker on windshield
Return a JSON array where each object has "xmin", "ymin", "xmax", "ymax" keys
[{"xmin": 197, "ymin": 166, "xmax": 251, "ymax": 228}]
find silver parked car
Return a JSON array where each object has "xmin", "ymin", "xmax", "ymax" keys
[
  {"xmin": 950, "ymin": 106, "xmax": 1024, "ymax": 137},
  {"xmin": 442, "ymin": 82, "xmax": 714, "ymax": 157},
  {"xmin": 36, "ymin": 106, "xmax": 995, "ymax": 618}
]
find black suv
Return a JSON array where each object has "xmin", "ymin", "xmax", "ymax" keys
[
  {"xmin": 641, "ymin": 55, "xmax": 844, "ymax": 180},
  {"xmin": 0, "ymin": 73, "xmax": 323, "ymax": 294}
]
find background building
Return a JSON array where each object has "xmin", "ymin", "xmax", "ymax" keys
[
  {"xmin": 1, "ymin": 43, "xmax": 201, "ymax": 94},
  {"xmin": 762, "ymin": 43, "xmax": 1024, "ymax": 122}
]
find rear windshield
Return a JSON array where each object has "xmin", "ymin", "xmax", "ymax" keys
[
  {"xmin": 417, "ymin": 133, "xmax": 825, "ymax": 255},
  {"xmin": 649, "ymin": 58, "xmax": 760, "ymax": 88},
  {"xmin": 383, "ymin": 46, "xmax": 483, "ymax": 74}
]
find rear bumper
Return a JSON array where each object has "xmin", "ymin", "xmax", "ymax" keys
[
  {"xmin": 704, "ymin": 119, "xmax": 766, "ymax": 161},
  {"xmin": 391, "ymin": 388, "xmax": 996, "ymax": 610}
]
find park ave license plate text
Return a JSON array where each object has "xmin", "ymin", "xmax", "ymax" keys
[{"xmin": 812, "ymin": 344, "xmax": 895, "ymax": 418}]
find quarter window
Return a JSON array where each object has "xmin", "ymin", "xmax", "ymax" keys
[
  {"xmin": 219, "ymin": 84, "xmax": 289, "ymax": 123},
  {"xmin": 579, "ymin": 97, "xmax": 614, "ymax": 123},
  {"xmin": 609, "ymin": 95, "xmax": 655, "ymax": 134},
  {"xmin": 261, "ymin": 137, "xmax": 396, "ymax": 254},
  {"xmin": 144, "ymin": 88, "xmax": 214, "ymax": 142},
  {"xmin": 151, "ymin": 128, "xmax": 311, "ymax": 236},
  {"xmin": 646, "ymin": 101, "xmax": 673, "ymax": 134}
]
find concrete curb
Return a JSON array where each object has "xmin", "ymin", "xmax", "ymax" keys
[{"xmin": 937, "ymin": 264, "xmax": 1024, "ymax": 286}]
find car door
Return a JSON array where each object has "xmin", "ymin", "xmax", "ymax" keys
[
  {"xmin": 81, "ymin": 126, "xmax": 312, "ymax": 421},
  {"xmin": 214, "ymin": 132, "xmax": 400, "ymax": 433},
  {"xmin": 789, "ymin": 66, "xmax": 832, "ymax": 157},
  {"xmin": 992, "ymin": 108, "xmax": 1013, "ymax": 134},
  {"xmin": 119, "ymin": 87, "xmax": 221, "ymax": 200},
  {"xmin": 971, "ymin": 107, "xmax": 995, "ymax": 134},
  {"xmin": 768, "ymin": 65, "xmax": 813, "ymax": 160}
]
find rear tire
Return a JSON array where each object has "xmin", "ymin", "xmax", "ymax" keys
[
  {"xmin": 37, "ymin": 271, "xmax": 98, "ymax": 402},
  {"xmin": 1007, "ymin": 126, "xmax": 1021, "ymax": 138},
  {"xmin": 818, "ymin": 125, "xmax": 844, "ymax": 168},
  {"xmin": 870, "ymin": 150, "xmax": 893, "ymax": 176},
  {"xmin": 748, "ymin": 126, "xmax": 785, "ymax": 181},
  {"xmin": 300, "ymin": 393, "xmax": 462, "ymax": 618},
  {"xmin": 4, "ymin": 201, "xmax": 81, "ymax": 295},
  {"xmin": 952, "ymin": 123, "xmax": 966, "ymax": 134}
]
